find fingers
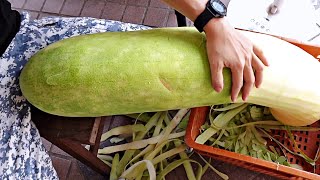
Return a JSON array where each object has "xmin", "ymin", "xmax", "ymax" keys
[
  {"xmin": 207, "ymin": 43, "xmax": 268, "ymax": 103},
  {"xmin": 253, "ymin": 44, "xmax": 269, "ymax": 66},
  {"xmin": 252, "ymin": 53, "xmax": 265, "ymax": 88},
  {"xmin": 231, "ymin": 52, "xmax": 265, "ymax": 102},
  {"xmin": 230, "ymin": 62, "xmax": 244, "ymax": 102},
  {"xmin": 242, "ymin": 62, "xmax": 255, "ymax": 101},
  {"xmin": 209, "ymin": 60, "xmax": 224, "ymax": 93}
]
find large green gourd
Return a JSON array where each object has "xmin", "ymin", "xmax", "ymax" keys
[{"xmin": 19, "ymin": 27, "xmax": 320, "ymax": 126}]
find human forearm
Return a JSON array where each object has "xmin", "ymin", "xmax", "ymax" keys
[
  {"xmin": 161, "ymin": 0, "xmax": 231, "ymax": 21},
  {"xmin": 161, "ymin": 0, "xmax": 207, "ymax": 21}
]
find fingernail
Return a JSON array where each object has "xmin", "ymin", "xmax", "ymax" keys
[
  {"xmin": 215, "ymin": 86, "xmax": 222, "ymax": 93},
  {"xmin": 243, "ymin": 96, "xmax": 247, "ymax": 101},
  {"xmin": 256, "ymin": 82, "xmax": 262, "ymax": 88}
]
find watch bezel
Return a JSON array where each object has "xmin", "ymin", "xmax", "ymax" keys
[
  {"xmin": 209, "ymin": 0, "xmax": 227, "ymax": 17},
  {"xmin": 193, "ymin": 0, "xmax": 227, "ymax": 32}
]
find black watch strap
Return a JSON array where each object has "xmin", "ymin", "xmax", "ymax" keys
[
  {"xmin": 194, "ymin": 7, "xmax": 216, "ymax": 32},
  {"xmin": 194, "ymin": 0, "xmax": 227, "ymax": 32}
]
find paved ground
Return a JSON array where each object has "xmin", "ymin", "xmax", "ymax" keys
[
  {"xmin": 9, "ymin": 0, "xmax": 185, "ymax": 27},
  {"xmin": 8, "ymin": 0, "xmax": 320, "ymax": 179}
]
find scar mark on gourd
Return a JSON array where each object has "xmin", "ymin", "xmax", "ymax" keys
[{"xmin": 159, "ymin": 78, "xmax": 172, "ymax": 91}]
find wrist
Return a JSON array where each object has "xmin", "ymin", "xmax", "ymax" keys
[{"xmin": 203, "ymin": 17, "xmax": 226, "ymax": 34}]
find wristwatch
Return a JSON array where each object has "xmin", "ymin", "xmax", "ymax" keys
[{"xmin": 194, "ymin": 0, "xmax": 227, "ymax": 32}]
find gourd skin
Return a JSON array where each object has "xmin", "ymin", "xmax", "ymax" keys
[{"xmin": 19, "ymin": 27, "xmax": 320, "ymax": 126}]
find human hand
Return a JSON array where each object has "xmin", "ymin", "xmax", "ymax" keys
[{"xmin": 204, "ymin": 18, "xmax": 269, "ymax": 102}]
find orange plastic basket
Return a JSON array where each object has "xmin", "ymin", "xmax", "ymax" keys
[{"xmin": 185, "ymin": 32, "xmax": 320, "ymax": 180}]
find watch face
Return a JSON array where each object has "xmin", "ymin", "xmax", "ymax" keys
[{"xmin": 211, "ymin": 0, "xmax": 226, "ymax": 14}]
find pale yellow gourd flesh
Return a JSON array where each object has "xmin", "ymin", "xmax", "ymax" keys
[{"xmin": 240, "ymin": 31, "xmax": 320, "ymax": 126}]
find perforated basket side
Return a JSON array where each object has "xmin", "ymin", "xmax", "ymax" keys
[
  {"xmin": 185, "ymin": 107, "xmax": 320, "ymax": 180},
  {"xmin": 266, "ymin": 122, "xmax": 320, "ymax": 174},
  {"xmin": 195, "ymin": 150, "xmax": 292, "ymax": 179}
]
